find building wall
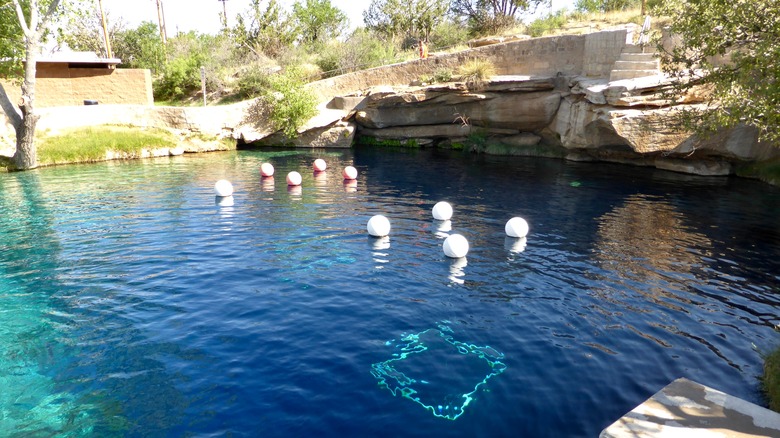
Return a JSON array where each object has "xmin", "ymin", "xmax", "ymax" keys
[{"xmin": 1, "ymin": 65, "xmax": 153, "ymax": 108}]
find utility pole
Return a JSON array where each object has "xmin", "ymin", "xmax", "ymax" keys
[
  {"xmin": 218, "ymin": 0, "xmax": 228, "ymax": 27},
  {"xmin": 155, "ymin": 0, "xmax": 168, "ymax": 45},
  {"xmin": 97, "ymin": 0, "xmax": 113, "ymax": 59}
]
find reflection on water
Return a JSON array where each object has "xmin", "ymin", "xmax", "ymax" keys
[{"xmin": 593, "ymin": 194, "xmax": 711, "ymax": 311}]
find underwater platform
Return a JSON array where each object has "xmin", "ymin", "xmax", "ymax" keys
[{"xmin": 601, "ymin": 378, "xmax": 780, "ymax": 437}]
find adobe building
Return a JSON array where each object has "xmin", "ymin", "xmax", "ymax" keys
[{"xmin": 1, "ymin": 51, "xmax": 153, "ymax": 107}]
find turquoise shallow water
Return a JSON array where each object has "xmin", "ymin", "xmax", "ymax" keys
[{"xmin": 0, "ymin": 147, "xmax": 778, "ymax": 437}]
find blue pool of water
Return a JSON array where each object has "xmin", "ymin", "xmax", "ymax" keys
[{"xmin": 1, "ymin": 147, "xmax": 778, "ymax": 437}]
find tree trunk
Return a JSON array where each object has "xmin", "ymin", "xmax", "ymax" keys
[
  {"xmin": 12, "ymin": 31, "xmax": 41, "ymax": 170},
  {"xmin": 13, "ymin": 108, "xmax": 39, "ymax": 170}
]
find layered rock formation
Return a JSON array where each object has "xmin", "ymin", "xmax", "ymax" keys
[{"xmin": 292, "ymin": 73, "xmax": 778, "ymax": 177}]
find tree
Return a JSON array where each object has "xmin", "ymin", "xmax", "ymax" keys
[
  {"xmin": 291, "ymin": 0, "xmax": 347, "ymax": 46},
  {"xmin": 451, "ymin": 0, "xmax": 545, "ymax": 36},
  {"xmin": 56, "ymin": 6, "xmax": 125, "ymax": 58},
  {"xmin": 232, "ymin": 0, "xmax": 296, "ymax": 58},
  {"xmin": 656, "ymin": 0, "xmax": 780, "ymax": 144},
  {"xmin": 363, "ymin": 0, "xmax": 449, "ymax": 43},
  {"xmin": 0, "ymin": 0, "xmax": 64, "ymax": 170},
  {"xmin": 113, "ymin": 21, "xmax": 166, "ymax": 74}
]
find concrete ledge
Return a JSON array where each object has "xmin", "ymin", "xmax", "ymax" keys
[{"xmin": 601, "ymin": 378, "xmax": 780, "ymax": 438}]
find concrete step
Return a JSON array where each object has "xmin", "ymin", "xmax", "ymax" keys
[
  {"xmin": 609, "ymin": 69, "xmax": 661, "ymax": 81},
  {"xmin": 613, "ymin": 60, "xmax": 660, "ymax": 71},
  {"xmin": 620, "ymin": 53, "xmax": 658, "ymax": 62},
  {"xmin": 600, "ymin": 378, "xmax": 780, "ymax": 438},
  {"xmin": 621, "ymin": 44, "xmax": 646, "ymax": 53}
]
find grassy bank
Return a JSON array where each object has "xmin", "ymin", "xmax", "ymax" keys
[
  {"xmin": 38, "ymin": 126, "xmax": 179, "ymax": 165},
  {"xmin": 765, "ymin": 346, "xmax": 780, "ymax": 412}
]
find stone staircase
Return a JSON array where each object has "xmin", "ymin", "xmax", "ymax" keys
[{"xmin": 609, "ymin": 44, "xmax": 660, "ymax": 82}]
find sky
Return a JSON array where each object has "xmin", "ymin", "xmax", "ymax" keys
[{"xmin": 99, "ymin": 0, "xmax": 577, "ymax": 35}]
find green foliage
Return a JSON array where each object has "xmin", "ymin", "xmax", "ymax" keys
[
  {"xmin": 363, "ymin": 0, "xmax": 449, "ymax": 42},
  {"xmin": 420, "ymin": 68, "xmax": 454, "ymax": 84},
  {"xmin": 37, "ymin": 126, "xmax": 178, "ymax": 165},
  {"xmin": 451, "ymin": 0, "xmax": 544, "ymax": 36},
  {"xmin": 152, "ymin": 32, "xmax": 233, "ymax": 102},
  {"xmin": 56, "ymin": 6, "xmax": 124, "ymax": 58},
  {"xmin": 656, "ymin": 0, "xmax": 780, "ymax": 145},
  {"xmin": 527, "ymin": 10, "xmax": 568, "ymax": 37},
  {"xmin": 236, "ymin": 66, "xmax": 273, "ymax": 99},
  {"xmin": 113, "ymin": 21, "xmax": 166, "ymax": 74},
  {"xmin": 315, "ymin": 28, "xmax": 405, "ymax": 77},
  {"xmin": 232, "ymin": 0, "xmax": 296, "ymax": 59},
  {"xmin": 458, "ymin": 58, "xmax": 495, "ymax": 88},
  {"xmin": 428, "ymin": 20, "xmax": 470, "ymax": 50},
  {"xmin": 575, "ymin": 0, "xmax": 641, "ymax": 13},
  {"xmin": 0, "ymin": 4, "xmax": 23, "ymax": 79},
  {"xmin": 292, "ymin": 0, "xmax": 348, "ymax": 46},
  {"xmin": 246, "ymin": 67, "xmax": 318, "ymax": 138},
  {"xmin": 736, "ymin": 159, "xmax": 780, "ymax": 186},
  {"xmin": 763, "ymin": 345, "xmax": 780, "ymax": 412}
]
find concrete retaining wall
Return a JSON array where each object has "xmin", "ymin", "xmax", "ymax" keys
[{"xmin": 308, "ymin": 28, "xmax": 628, "ymax": 102}]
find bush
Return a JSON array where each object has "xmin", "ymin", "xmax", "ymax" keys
[
  {"xmin": 236, "ymin": 66, "xmax": 274, "ymax": 99},
  {"xmin": 154, "ymin": 55, "xmax": 203, "ymax": 101},
  {"xmin": 527, "ymin": 10, "xmax": 569, "ymax": 37},
  {"xmin": 429, "ymin": 20, "xmax": 470, "ymax": 51},
  {"xmin": 316, "ymin": 29, "xmax": 404, "ymax": 78},
  {"xmin": 246, "ymin": 66, "xmax": 318, "ymax": 138}
]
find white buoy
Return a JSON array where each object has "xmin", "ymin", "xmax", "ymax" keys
[
  {"xmin": 260, "ymin": 162, "xmax": 275, "ymax": 177},
  {"xmin": 313, "ymin": 159, "xmax": 327, "ymax": 172},
  {"xmin": 443, "ymin": 234, "xmax": 469, "ymax": 258},
  {"xmin": 343, "ymin": 166, "xmax": 358, "ymax": 180},
  {"xmin": 505, "ymin": 217, "xmax": 529, "ymax": 238},
  {"xmin": 214, "ymin": 180, "xmax": 234, "ymax": 197},
  {"xmin": 432, "ymin": 201, "xmax": 453, "ymax": 221},
  {"xmin": 286, "ymin": 171, "xmax": 302, "ymax": 186},
  {"xmin": 367, "ymin": 215, "xmax": 391, "ymax": 237}
]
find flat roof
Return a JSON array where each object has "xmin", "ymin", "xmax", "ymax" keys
[{"xmin": 38, "ymin": 51, "xmax": 121, "ymax": 65}]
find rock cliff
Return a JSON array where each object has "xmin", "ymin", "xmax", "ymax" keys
[{"xmin": 270, "ymin": 73, "xmax": 776, "ymax": 178}]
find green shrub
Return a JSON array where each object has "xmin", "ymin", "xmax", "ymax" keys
[
  {"xmin": 246, "ymin": 66, "xmax": 318, "ymax": 138},
  {"xmin": 316, "ymin": 29, "xmax": 405, "ymax": 78},
  {"xmin": 236, "ymin": 67, "xmax": 274, "ymax": 99},
  {"xmin": 429, "ymin": 20, "xmax": 470, "ymax": 50},
  {"xmin": 527, "ymin": 10, "xmax": 568, "ymax": 37},
  {"xmin": 763, "ymin": 346, "xmax": 780, "ymax": 412}
]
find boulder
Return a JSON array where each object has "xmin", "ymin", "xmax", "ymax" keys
[
  {"xmin": 655, "ymin": 158, "xmax": 732, "ymax": 176},
  {"xmin": 246, "ymin": 120, "xmax": 356, "ymax": 148}
]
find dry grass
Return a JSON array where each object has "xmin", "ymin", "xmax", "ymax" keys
[{"xmin": 458, "ymin": 58, "xmax": 496, "ymax": 89}]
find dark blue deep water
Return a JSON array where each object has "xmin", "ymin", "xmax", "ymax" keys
[{"xmin": 1, "ymin": 147, "xmax": 779, "ymax": 437}]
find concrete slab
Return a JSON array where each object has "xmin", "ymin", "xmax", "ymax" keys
[{"xmin": 601, "ymin": 378, "xmax": 780, "ymax": 438}]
